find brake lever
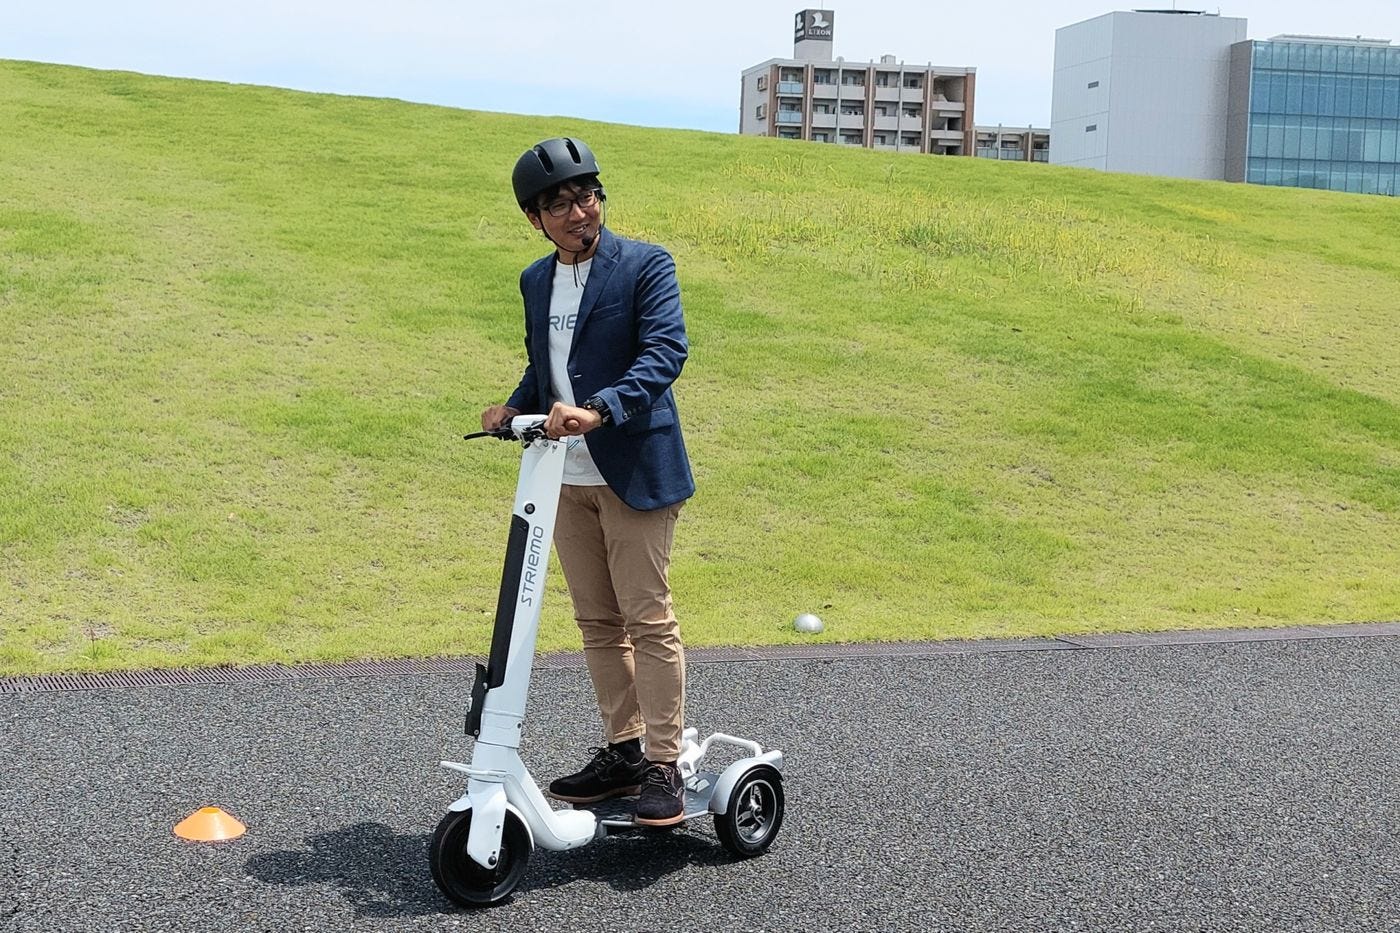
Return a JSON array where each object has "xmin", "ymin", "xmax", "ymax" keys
[
  {"xmin": 462, "ymin": 428, "xmax": 515, "ymax": 441},
  {"xmin": 463, "ymin": 419, "xmax": 550, "ymax": 443}
]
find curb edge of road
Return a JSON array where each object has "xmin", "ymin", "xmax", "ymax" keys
[{"xmin": 2, "ymin": 620, "xmax": 1397, "ymax": 695}]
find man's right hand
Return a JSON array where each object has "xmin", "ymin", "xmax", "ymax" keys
[{"xmin": 481, "ymin": 405, "xmax": 521, "ymax": 431}]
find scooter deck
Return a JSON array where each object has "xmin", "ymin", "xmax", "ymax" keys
[{"xmin": 570, "ymin": 770, "xmax": 721, "ymax": 832}]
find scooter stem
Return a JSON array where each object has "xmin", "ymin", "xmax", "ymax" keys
[
  {"xmin": 469, "ymin": 416, "xmax": 566, "ymax": 746},
  {"xmin": 449, "ymin": 416, "xmax": 597, "ymax": 869}
]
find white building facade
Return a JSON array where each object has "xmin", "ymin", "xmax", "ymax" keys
[{"xmin": 1051, "ymin": 10, "xmax": 1247, "ymax": 179}]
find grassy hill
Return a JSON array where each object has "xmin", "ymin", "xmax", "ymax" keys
[{"xmin": 2, "ymin": 60, "xmax": 1398, "ymax": 675}]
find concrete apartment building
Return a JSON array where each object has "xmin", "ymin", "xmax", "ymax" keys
[
  {"xmin": 974, "ymin": 125, "xmax": 1051, "ymax": 162},
  {"xmin": 739, "ymin": 9, "xmax": 978, "ymax": 155},
  {"xmin": 1227, "ymin": 35, "xmax": 1400, "ymax": 196},
  {"xmin": 1051, "ymin": 9, "xmax": 1247, "ymax": 179}
]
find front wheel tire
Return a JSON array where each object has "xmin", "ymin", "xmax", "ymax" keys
[
  {"xmin": 428, "ymin": 807, "xmax": 531, "ymax": 908},
  {"xmin": 715, "ymin": 766, "xmax": 785, "ymax": 858}
]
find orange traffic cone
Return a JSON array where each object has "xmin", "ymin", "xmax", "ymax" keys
[{"xmin": 174, "ymin": 806, "xmax": 246, "ymax": 841}]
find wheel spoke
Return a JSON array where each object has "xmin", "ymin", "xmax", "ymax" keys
[{"xmin": 736, "ymin": 782, "xmax": 772, "ymax": 841}]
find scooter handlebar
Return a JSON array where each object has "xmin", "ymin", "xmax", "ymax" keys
[
  {"xmin": 463, "ymin": 417, "xmax": 549, "ymax": 444},
  {"xmin": 462, "ymin": 427, "xmax": 516, "ymax": 441}
]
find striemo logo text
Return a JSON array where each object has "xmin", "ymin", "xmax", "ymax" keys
[{"xmin": 520, "ymin": 523, "xmax": 546, "ymax": 606}]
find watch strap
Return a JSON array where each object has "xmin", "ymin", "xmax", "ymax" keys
[{"xmin": 583, "ymin": 396, "xmax": 611, "ymax": 424}]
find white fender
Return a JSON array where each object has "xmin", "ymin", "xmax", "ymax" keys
[{"xmin": 709, "ymin": 750, "xmax": 784, "ymax": 815}]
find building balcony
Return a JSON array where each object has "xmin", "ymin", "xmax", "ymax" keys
[
  {"xmin": 810, "ymin": 113, "xmax": 837, "ymax": 128},
  {"xmin": 811, "ymin": 83, "xmax": 838, "ymax": 98},
  {"xmin": 777, "ymin": 81, "xmax": 804, "ymax": 96},
  {"xmin": 775, "ymin": 111, "xmax": 803, "ymax": 124},
  {"xmin": 930, "ymin": 100, "xmax": 965, "ymax": 112},
  {"xmin": 872, "ymin": 115, "xmax": 901, "ymax": 131},
  {"xmin": 873, "ymin": 86, "xmax": 902, "ymax": 102},
  {"xmin": 930, "ymin": 129, "xmax": 965, "ymax": 141}
]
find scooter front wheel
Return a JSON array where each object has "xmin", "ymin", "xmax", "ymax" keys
[
  {"xmin": 429, "ymin": 807, "xmax": 532, "ymax": 907},
  {"xmin": 715, "ymin": 766, "xmax": 785, "ymax": 858}
]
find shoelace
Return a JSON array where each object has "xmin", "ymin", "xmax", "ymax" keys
[
  {"xmin": 588, "ymin": 746, "xmax": 620, "ymax": 771},
  {"xmin": 642, "ymin": 764, "xmax": 678, "ymax": 789}
]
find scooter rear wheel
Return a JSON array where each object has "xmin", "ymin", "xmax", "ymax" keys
[
  {"xmin": 715, "ymin": 766, "xmax": 785, "ymax": 858},
  {"xmin": 429, "ymin": 807, "xmax": 532, "ymax": 907}
]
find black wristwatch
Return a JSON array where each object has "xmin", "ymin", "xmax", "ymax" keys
[{"xmin": 582, "ymin": 396, "xmax": 611, "ymax": 424}]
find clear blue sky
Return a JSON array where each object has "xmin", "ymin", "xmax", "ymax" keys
[{"xmin": 3, "ymin": 2, "xmax": 1398, "ymax": 132}]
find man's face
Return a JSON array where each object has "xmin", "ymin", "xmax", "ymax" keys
[{"xmin": 528, "ymin": 181, "xmax": 602, "ymax": 256}]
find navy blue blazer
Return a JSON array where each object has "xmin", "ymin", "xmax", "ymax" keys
[{"xmin": 505, "ymin": 227, "xmax": 695, "ymax": 511}]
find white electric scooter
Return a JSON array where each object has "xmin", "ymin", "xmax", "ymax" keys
[{"xmin": 429, "ymin": 415, "xmax": 785, "ymax": 908}]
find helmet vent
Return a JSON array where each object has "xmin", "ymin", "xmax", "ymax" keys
[{"xmin": 513, "ymin": 137, "xmax": 599, "ymax": 209}]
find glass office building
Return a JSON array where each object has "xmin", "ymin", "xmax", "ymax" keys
[{"xmin": 1227, "ymin": 36, "xmax": 1400, "ymax": 196}]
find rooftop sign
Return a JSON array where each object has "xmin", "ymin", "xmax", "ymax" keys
[{"xmin": 795, "ymin": 9, "xmax": 834, "ymax": 42}]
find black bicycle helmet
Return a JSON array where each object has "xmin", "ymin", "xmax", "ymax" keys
[{"xmin": 512, "ymin": 137, "xmax": 602, "ymax": 210}]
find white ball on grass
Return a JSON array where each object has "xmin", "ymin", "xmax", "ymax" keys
[{"xmin": 793, "ymin": 613, "xmax": 824, "ymax": 634}]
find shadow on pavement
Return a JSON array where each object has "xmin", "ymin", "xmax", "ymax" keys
[
  {"xmin": 520, "ymin": 828, "xmax": 732, "ymax": 897},
  {"xmin": 245, "ymin": 820, "xmax": 734, "ymax": 917},
  {"xmin": 245, "ymin": 822, "xmax": 442, "ymax": 919}
]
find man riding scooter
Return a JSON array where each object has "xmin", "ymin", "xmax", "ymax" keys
[{"xmin": 479, "ymin": 136, "xmax": 695, "ymax": 827}]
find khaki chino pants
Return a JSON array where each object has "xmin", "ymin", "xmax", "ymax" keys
[{"xmin": 553, "ymin": 484, "xmax": 686, "ymax": 762}]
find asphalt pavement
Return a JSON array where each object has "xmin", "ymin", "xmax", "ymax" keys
[{"xmin": 2, "ymin": 633, "xmax": 1397, "ymax": 932}]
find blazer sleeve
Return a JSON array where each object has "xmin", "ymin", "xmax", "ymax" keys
[{"xmin": 595, "ymin": 246, "xmax": 688, "ymax": 424}]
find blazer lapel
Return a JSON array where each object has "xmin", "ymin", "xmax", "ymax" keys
[
  {"xmin": 524, "ymin": 259, "xmax": 553, "ymax": 379},
  {"xmin": 570, "ymin": 228, "xmax": 619, "ymax": 354}
]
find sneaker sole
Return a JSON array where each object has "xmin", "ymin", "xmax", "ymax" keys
[
  {"xmin": 632, "ymin": 811, "xmax": 685, "ymax": 827},
  {"xmin": 548, "ymin": 784, "xmax": 642, "ymax": 804}
]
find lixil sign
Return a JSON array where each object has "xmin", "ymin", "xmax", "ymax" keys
[{"xmin": 794, "ymin": 9, "xmax": 834, "ymax": 42}]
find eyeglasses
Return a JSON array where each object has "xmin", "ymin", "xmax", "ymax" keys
[{"xmin": 540, "ymin": 188, "xmax": 601, "ymax": 218}]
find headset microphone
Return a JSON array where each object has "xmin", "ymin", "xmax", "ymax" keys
[{"xmin": 579, "ymin": 191, "xmax": 606, "ymax": 250}]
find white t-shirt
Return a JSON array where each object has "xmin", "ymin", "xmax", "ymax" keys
[{"xmin": 548, "ymin": 258, "xmax": 607, "ymax": 486}]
